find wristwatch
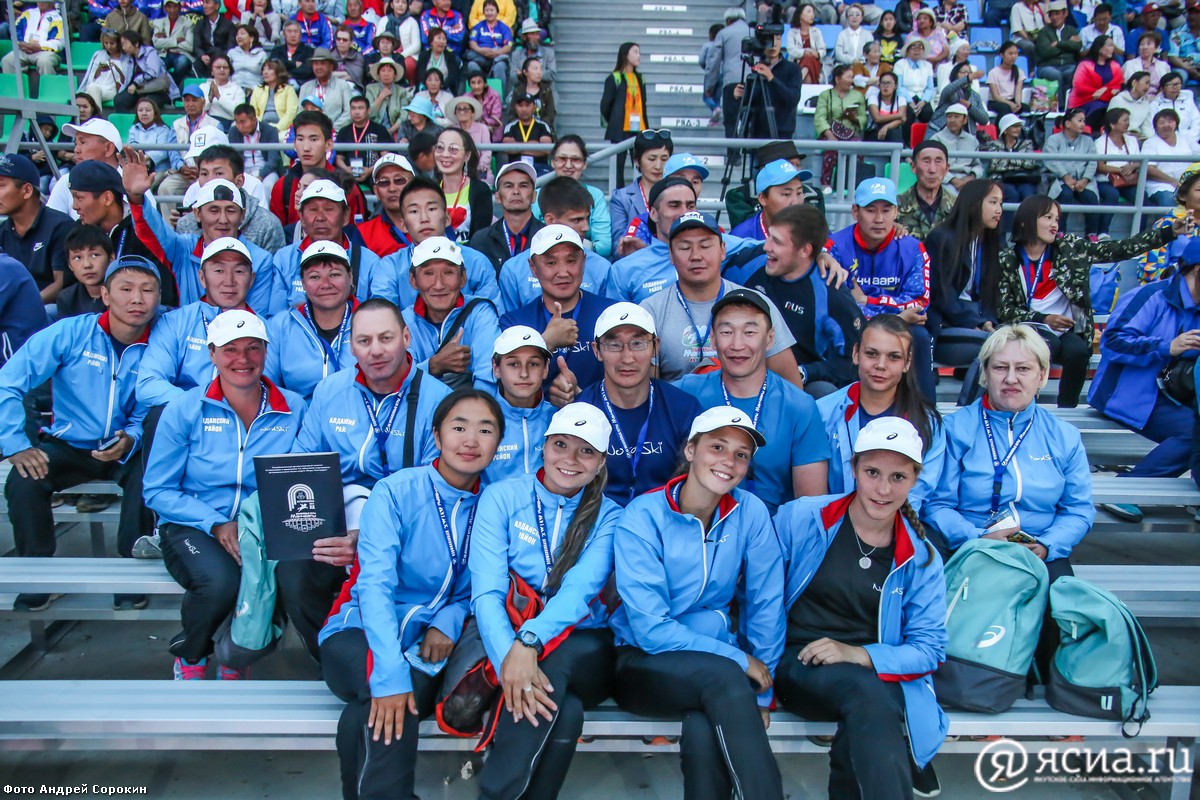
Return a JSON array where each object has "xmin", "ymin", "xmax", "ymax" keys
[
  {"xmin": 798, "ymin": 364, "xmax": 808, "ymax": 384},
  {"xmin": 516, "ymin": 630, "xmax": 544, "ymax": 656}
]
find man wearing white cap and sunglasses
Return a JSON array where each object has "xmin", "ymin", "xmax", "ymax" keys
[
  {"xmin": 274, "ymin": 178, "xmax": 384, "ymax": 306},
  {"xmin": 355, "ymin": 154, "xmax": 417, "ymax": 258},
  {"xmin": 144, "ymin": 309, "xmax": 306, "ymax": 680},
  {"xmin": 120, "ymin": 147, "xmax": 286, "ymax": 316},
  {"xmin": 500, "ymin": 223, "xmax": 618, "ymax": 395}
]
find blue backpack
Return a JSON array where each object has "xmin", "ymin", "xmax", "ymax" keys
[
  {"xmin": 1045, "ymin": 577, "xmax": 1158, "ymax": 736},
  {"xmin": 934, "ymin": 539, "xmax": 1049, "ymax": 713}
]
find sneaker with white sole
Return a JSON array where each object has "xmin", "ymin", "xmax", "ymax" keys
[
  {"xmin": 132, "ymin": 532, "xmax": 163, "ymax": 559},
  {"xmin": 913, "ymin": 762, "xmax": 941, "ymax": 797},
  {"xmin": 13, "ymin": 593, "xmax": 64, "ymax": 612},
  {"xmin": 217, "ymin": 664, "xmax": 249, "ymax": 680},
  {"xmin": 173, "ymin": 657, "xmax": 208, "ymax": 680}
]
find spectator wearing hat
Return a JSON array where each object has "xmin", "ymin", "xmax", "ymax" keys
[
  {"xmin": 1, "ymin": 255, "xmax": 161, "ymax": 614},
  {"xmin": 335, "ymin": 95, "xmax": 394, "ymax": 181},
  {"xmin": 485, "ymin": 325, "xmax": 554, "ymax": 483},
  {"xmin": 420, "ymin": 0, "xmax": 466, "ymax": 52},
  {"xmin": 928, "ymin": 62, "xmax": 989, "ymax": 134},
  {"xmin": 465, "ymin": 0, "xmax": 513, "ymax": 83},
  {"xmin": 731, "ymin": 159, "xmax": 811, "ymax": 242},
  {"xmin": 163, "ymin": 88, "xmax": 222, "ymax": 202},
  {"xmin": 356, "ymin": 154, "xmax": 417, "ymax": 256},
  {"xmin": 1044, "ymin": 107, "xmax": 1102, "ymax": 239},
  {"xmin": 380, "ymin": 0, "xmax": 421, "ymax": 77},
  {"xmin": 929, "ymin": 104, "xmax": 983, "ymax": 190},
  {"xmin": 1035, "ymin": 0, "xmax": 1082, "ymax": 108},
  {"xmin": 268, "ymin": 20, "xmax": 316, "ymax": 84},
  {"xmin": 509, "ymin": 17, "xmax": 555, "ymax": 85},
  {"xmin": 265, "ymin": 240, "xmax": 361, "ymax": 400},
  {"xmin": 152, "ymin": 0, "xmax": 195, "ymax": 87},
  {"xmin": 986, "ymin": 114, "xmax": 1041, "ymax": 233},
  {"xmin": 193, "ymin": 0, "xmax": 236, "ymax": 76},
  {"xmin": 1090, "ymin": 235, "xmax": 1200, "ymax": 522},
  {"xmin": 293, "ymin": 0, "xmax": 335, "ymax": 49},
  {"xmin": 1137, "ymin": 161, "xmax": 1200, "ymax": 283},
  {"xmin": 144, "ymin": 308, "xmax": 306, "ymax": 679},
  {"xmin": 731, "ymin": 30, "xmax": 801, "ymax": 141},
  {"xmin": 46, "ymin": 118, "xmax": 141, "ymax": 221},
  {"xmin": 893, "ymin": 38, "xmax": 936, "ymax": 137},
  {"xmin": 365, "ymin": 56, "xmax": 414, "ymax": 128},
  {"xmin": 908, "ymin": 8, "xmax": 949, "ymax": 65},
  {"xmin": 451, "ymin": 93, "xmax": 493, "ymax": 178},
  {"xmin": 898, "ymin": 141, "xmax": 956, "ymax": 241},
  {"xmin": 1127, "ymin": 3, "xmax": 1168, "ymax": 61},
  {"xmin": 745, "ymin": 204, "xmax": 866, "ymax": 396},
  {"xmin": 501, "ymin": 92, "xmax": 553, "ymax": 172},
  {"xmin": 498, "ymin": 221, "xmax": 615, "ymax": 393},
  {"xmin": 640, "ymin": 211, "xmax": 800, "ymax": 383},
  {"xmin": 173, "ymin": 136, "xmax": 285, "ymax": 253},
  {"xmin": 0, "ymin": 252, "xmax": 46, "ymax": 368},
  {"xmin": 275, "ymin": 178, "xmax": 383, "ymax": 304},
  {"xmin": 0, "ymin": 153, "xmax": 73, "ymax": 304},
  {"xmin": 299, "ymin": 47, "xmax": 354, "ymax": 128},
  {"xmin": 725, "ymin": 139, "xmax": 825, "ymax": 228},
  {"xmin": 828, "ymin": 177, "xmax": 936, "ymax": 400},
  {"xmin": 240, "ymin": 0, "xmax": 285, "ymax": 48},
  {"xmin": 470, "ymin": 160, "xmax": 543, "ymax": 272},
  {"xmin": 1010, "ymin": 0, "xmax": 1047, "ymax": 61},
  {"xmin": 397, "ymin": 94, "xmax": 446, "ymax": 140},
  {"xmin": 1, "ymin": 1, "xmax": 63, "ymax": 79}
]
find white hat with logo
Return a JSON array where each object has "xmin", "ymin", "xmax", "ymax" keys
[
  {"xmin": 184, "ymin": 126, "xmax": 230, "ymax": 160},
  {"xmin": 544, "ymin": 402, "xmax": 613, "ymax": 452},
  {"xmin": 494, "ymin": 325, "xmax": 552, "ymax": 357},
  {"xmin": 200, "ymin": 236, "xmax": 251, "ymax": 265},
  {"xmin": 300, "ymin": 178, "xmax": 347, "ymax": 205},
  {"xmin": 853, "ymin": 416, "xmax": 924, "ymax": 464},
  {"xmin": 594, "ymin": 302, "xmax": 656, "ymax": 338},
  {"xmin": 688, "ymin": 405, "xmax": 767, "ymax": 450},
  {"xmin": 62, "ymin": 118, "xmax": 123, "ymax": 150},
  {"xmin": 207, "ymin": 308, "xmax": 268, "ymax": 346},
  {"xmin": 530, "ymin": 224, "xmax": 585, "ymax": 256},
  {"xmin": 299, "ymin": 240, "xmax": 351, "ymax": 272},
  {"xmin": 411, "ymin": 236, "xmax": 465, "ymax": 268}
]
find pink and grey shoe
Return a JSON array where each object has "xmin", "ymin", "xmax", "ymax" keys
[
  {"xmin": 173, "ymin": 657, "xmax": 208, "ymax": 680},
  {"xmin": 216, "ymin": 665, "xmax": 249, "ymax": 681}
]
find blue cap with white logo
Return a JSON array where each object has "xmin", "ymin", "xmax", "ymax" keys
[
  {"xmin": 755, "ymin": 158, "xmax": 810, "ymax": 194},
  {"xmin": 665, "ymin": 152, "xmax": 710, "ymax": 181},
  {"xmin": 669, "ymin": 210, "xmax": 721, "ymax": 241},
  {"xmin": 854, "ymin": 177, "xmax": 898, "ymax": 208},
  {"xmin": 1181, "ymin": 236, "xmax": 1200, "ymax": 266}
]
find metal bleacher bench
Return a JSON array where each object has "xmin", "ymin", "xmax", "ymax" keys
[
  {"xmin": 0, "ymin": 461, "xmax": 123, "ymax": 558},
  {"xmin": 0, "ymin": 681, "xmax": 1196, "ymax": 797}
]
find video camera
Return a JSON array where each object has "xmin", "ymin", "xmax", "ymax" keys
[{"xmin": 741, "ymin": 1, "xmax": 785, "ymax": 61}]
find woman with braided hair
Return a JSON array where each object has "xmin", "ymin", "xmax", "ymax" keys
[{"xmin": 774, "ymin": 415, "xmax": 948, "ymax": 800}]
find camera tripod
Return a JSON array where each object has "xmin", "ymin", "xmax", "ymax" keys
[{"xmin": 719, "ymin": 58, "xmax": 778, "ymax": 205}]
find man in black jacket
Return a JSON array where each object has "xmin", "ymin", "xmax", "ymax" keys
[
  {"xmin": 269, "ymin": 21, "xmax": 316, "ymax": 85},
  {"xmin": 192, "ymin": 0, "xmax": 235, "ymax": 77},
  {"xmin": 469, "ymin": 162, "xmax": 544, "ymax": 275},
  {"xmin": 732, "ymin": 34, "xmax": 802, "ymax": 140},
  {"xmin": 229, "ymin": 104, "xmax": 282, "ymax": 185}
]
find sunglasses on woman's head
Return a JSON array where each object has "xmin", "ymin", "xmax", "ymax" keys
[{"xmin": 638, "ymin": 129, "xmax": 672, "ymax": 143}]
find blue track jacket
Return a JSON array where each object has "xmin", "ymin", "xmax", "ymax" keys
[
  {"xmin": 608, "ymin": 235, "xmax": 764, "ymax": 303},
  {"xmin": 469, "ymin": 472, "xmax": 623, "ymax": 672},
  {"xmin": 143, "ymin": 377, "xmax": 305, "ymax": 532},
  {"xmin": 1089, "ymin": 273, "xmax": 1200, "ymax": 429},
  {"xmin": 137, "ymin": 300, "xmax": 253, "ymax": 408},
  {"xmin": 373, "ymin": 243, "xmax": 501, "ymax": 309},
  {"xmin": 263, "ymin": 301, "xmax": 359, "ymax": 400},
  {"xmin": 826, "ymin": 225, "xmax": 930, "ymax": 318},
  {"xmin": 923, "ymin": 398, "xmax": 1095, "ymax": 561},
  {"xmin": 483, "ymin": 392, "xmax": 555, "ymax": 485},
  {"xmin": 401, "ymin": 295, "xmax": 501, "ymax": 391},
  {"xmin": 272, "ymin": 235, "xmax": 383, "ymax": 307},
  {"xmin": 319, "ymin": 463, "xmax": 480, "ymax": 697},
  {"xmin": 497, "ymin": 249, "xmax": 615, "ymax": 313},
  {"xmin": 816, "ymin": 382, "xmax": 946, "ymax": 510},
  {"xmin": 0, "ymin": 312, "xmax": 149, "ymax": 459},
  {"xmin": 610, "ymin": 476, "xmax": 785, "ymax": 706},
  {"xmin": 131, "ymin": 200, "xmax": 286, "ymax": 316},
  {"xmin": 775, "ymin": 492, "xmax": 949, "ymax": 768},
  {"xmin": 293, "ymin": 362, "xmax": 450, "ymax": 489}
]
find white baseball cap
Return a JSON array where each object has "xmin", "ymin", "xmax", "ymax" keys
[
  {"xmin": 411, "ymin": 236, "xmax": 464, "ymax": 268},
  {"xmin": 853, "ymin": 416, "xmax": 924, "ymax": 465},
  {"xmin": 493, "ymin": 325, "xmax": 551, "ymax": 358},
  {"xmin": 206, "ymin": 309, "xmax": 268, "ymax": 346},
  {"xmin": 687, "ymin": 405, "xmax": 767, "ymax": 450},
  {"xmin": 62, "ymin": 118, "xmax": 123, "ymax": 150},
  {"xmin": 945, "ymin": 103, "xmax": 969, "ymax": 117},
  {"xmin": 594, "ymin": 302, "xmax": 656, "ymax": 339},
  {"xmin": 544, "ymin": 402, "xmax": 612, "ymax": 452},
  {"xmin": 372, "ymin": 153, "xmax": 414, "ymax": 180},
  {"xmin": 300, "ymin": 178, "xmax": 347, "ymax": 205},
  {"xmin": 184, "ymin": 126, "xmax": 229, "ymax": 160},
  {"xmin": 200, "ymin": 236, "xmax": 251, "ymax": 265},
  {"xmin": 530, "ymin": 224, "xmax": 584, "ymax": 256},
  {"xmin": 194, "ymin": 178, "xmax": 244, "ymax": 209},
  {"xmin": 495, "ymin": 161, "xmax": 537, "ymax": 185},
  {"xmin": 299, "ymin": 239, "xmax": 351, "ymax": 272}
]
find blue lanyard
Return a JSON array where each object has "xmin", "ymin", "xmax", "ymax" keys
[
  {"xmin": 361, "ymin": 388, "xmax": 405, "ymax": 477},
  {"xmin": 1018, "ymin": 246, "xmax": 1049, "ymax": 307},
  {"xmin": 980, "ymin": 406, "xmax": 1035, "ymax": 513},
  {"xmin": 599, "ymin": 381, "xmax": 653, "ymax": 495},
  {"xmin": 115, "ymin": 227, "xmax": 129, "ymax": 259},
  {"xmin": 431, "ymin": 479, "xmax": 477, "ymax": 578},
  {"xmin": 532, "ymin": 492, "xmax": 554, "ymax": 574},
  {"xmin": 303, "ymin": 301, "xmax": 352, "ymax": 364},
  {"xmin": 720, "ymin": 376, "xmax": 768, "ymax": 428},
  {"xmin": 257, "ymin": 385, "xmax": 269, "ymax": 417},
  {"xmin": 501, "ymin": 218, "xmax": 528, "ymax": 258},
  {"xmin": 674, "ymin": 284, "xmax": 724, "ymax": 358},
  {"xmin": 386, "ymin": 217, "xmax": 409, "ymax": 248}
]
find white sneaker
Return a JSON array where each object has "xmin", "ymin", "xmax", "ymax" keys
[{"xmin": 132, "ymin": 532, "xmax": 162, "ymax": 559}]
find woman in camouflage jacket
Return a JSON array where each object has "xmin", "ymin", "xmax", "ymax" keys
[{"xmin": 997, "ymin": 194, "xmax": 1183, "ymax": 406}]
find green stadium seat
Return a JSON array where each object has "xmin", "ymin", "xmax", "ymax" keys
[
  {"xmin": 70, "ymin": 41, "xmax": 104, "ymax": 71},
  {"xmin": 487, "ymin": 77, "xmax": 502, "ymax": 97},
  {"xmin": 162, "ymin": 113, "xmax": 183, "ymax": 129},
  {"xmin": 0, "ymin": 74, "xmax": 29, "ymax": 101},
  {"xmin": 884, "ymin": 161, "xmax": 917, "ymax": 194},
  {"xmin": 36, "ymin": 74, "xmax": 77, "ymax": 103},
  {"xmin": 107, "ymin": 113, "xmax": 137, "ymax": 134},
  {"xmin": 0, "ymin": 39, "xmax": 12, "ymax": 60},
  {"xmin": 183, "ymin": 77, "xmax": 206, "ymax": 90}
]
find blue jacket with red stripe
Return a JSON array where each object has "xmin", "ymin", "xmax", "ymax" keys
[
  {"xmin": 775, "ymin": 492, "xmax": 948, "ymax": 767},
  {"xmin": 609, "ymin": 476, "xmax": 785, "ymax": 706},
  {"xmin": 319, "ymin": 463, "xmax": 480, "ymax": 698},
  {"xmin": 826, "ymin": 225, "xmax": 930, "ymax": 318}
]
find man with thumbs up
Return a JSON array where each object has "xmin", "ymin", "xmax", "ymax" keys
[{"xmin": 499, "ymin": 224, "xmax": 616, "ymax": 394}]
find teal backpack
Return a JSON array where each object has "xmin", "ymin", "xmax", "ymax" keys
[
  {"xmin": 1045, "ymin": 577, "xmax": 1158, "ymax": 736},
  {"xmin": 934, "ymin": 539, "xmax": 1050, "ymax": 713}
]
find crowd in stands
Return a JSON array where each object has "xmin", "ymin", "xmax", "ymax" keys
[{"xmin": 1, "ymin": 0, "xmax": 1200, "ymax": 798}]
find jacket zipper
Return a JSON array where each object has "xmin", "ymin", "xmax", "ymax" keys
[
  {"xmin": 521, "ymin": 415, "xmax": 529, "ymax": 473},
  {"xmin": 102, "ymin": 337, "xmax": 118, "ymax": 440}
]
